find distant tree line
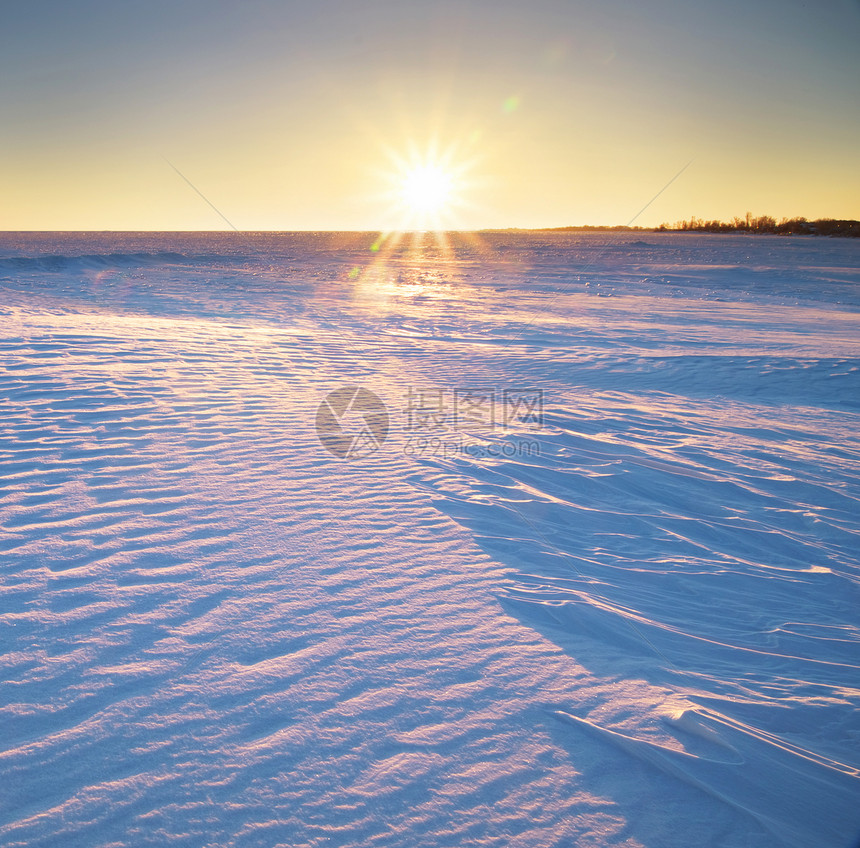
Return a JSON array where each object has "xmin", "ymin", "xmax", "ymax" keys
[{"xmin": 657, "ymin": 214, "xmax": 860, "ymax": 237}]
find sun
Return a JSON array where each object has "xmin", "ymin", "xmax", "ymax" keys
[
  {"xmin": 378, "ymin": 141, "xmax": 475, "ymax": 231},
  {"xmin": 400, "ymin": 165, "xmax": 453, "ymax": 217},
  {"xmin": 372, "ymin": 136, "xmax": 480, "ymax": 232}
]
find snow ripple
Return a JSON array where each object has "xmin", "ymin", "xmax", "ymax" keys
[{"xmin": 1, "ymin": 232, "xmax": 859, "ymax": 847}]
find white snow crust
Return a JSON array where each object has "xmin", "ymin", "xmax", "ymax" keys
[{"xmin": 1, "ymin": 231, "xmax": 858, "ymax": 847}]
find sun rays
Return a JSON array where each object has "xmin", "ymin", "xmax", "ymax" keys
[{"xmin": 375, "ymin": 136, "xmax": 480, "ymax": 234}]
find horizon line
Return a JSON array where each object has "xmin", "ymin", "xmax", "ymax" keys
[{"xmin": 3, "ymin": 220, "xmax": 859, "ymax": 236}]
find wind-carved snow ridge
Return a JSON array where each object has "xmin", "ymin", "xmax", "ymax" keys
[
  {"xmin": 0, "ymin": 232, "xmax": 858, "ymax": 848},
  {"xmin": 417, "ymin": 391, "xmax": 860, "ymax": 846}
]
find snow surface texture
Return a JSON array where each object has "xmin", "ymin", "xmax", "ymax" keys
[{"xmin": 0, "ymin": 232, "xmax": 858, "ymax": 847}]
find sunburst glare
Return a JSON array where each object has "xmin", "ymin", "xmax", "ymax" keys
[
  {"xmin": 377, "ymin": 139, "xmax": 478, "ymax": 233},
  {"xmin": 400, "ymin": 164, "xmax": 453, "ymax": 217}
]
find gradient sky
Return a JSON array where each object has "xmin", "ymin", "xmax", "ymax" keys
[{"xmin": 2, "ymin": 0, "xmax": 858, "ymax": 230}]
